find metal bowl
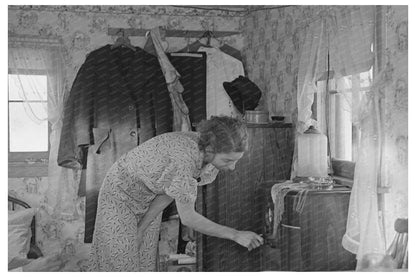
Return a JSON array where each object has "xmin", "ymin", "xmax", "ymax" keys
[{"xmin": 245, "ymin": 110, "xmax": 269, "ymax": 123}]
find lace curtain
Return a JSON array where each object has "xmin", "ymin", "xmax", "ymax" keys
[
  {"xmin": 291, "ymin": 13, "xmax": 327, "ymax": 179},
  {"xmin": 9, "ymin": 36, "xmax": 80, "ymax": 220},
  {"xmin": 330, "ymin": 7, "xmax": 387, "ymax": 264},
  {"xmin": 294, "ymin": 6, "xmax": 387, "ymax": 266},
  {"xmin": 341, "ymin": 71, "xmax": 386, "ymax": 263}
]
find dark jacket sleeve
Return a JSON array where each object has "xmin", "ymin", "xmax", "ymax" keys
[{"xmin": 57, "ymin": 53, "xmax": 95, "ymax": 169}]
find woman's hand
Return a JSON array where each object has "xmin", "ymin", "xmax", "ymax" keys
[
  {"xmin": 233, "ymin": 231, "xmax": 264, "ymax": 251},
  {"xmin": 176, "ymin": 200, "xmax": 264, "ymax": 250}
]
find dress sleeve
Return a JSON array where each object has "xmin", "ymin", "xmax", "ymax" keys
[
  {"xmin": 158, "ymin": 154, "xmax": 198, "ymax": 205},
  {"xmin": 198, "ymin": 163, "xmax": 219, "ymax": 186}
]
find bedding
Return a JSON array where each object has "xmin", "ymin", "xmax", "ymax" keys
[{"xmin": 8, "ymin": 208, "xmax": 36, "ymax": 263}]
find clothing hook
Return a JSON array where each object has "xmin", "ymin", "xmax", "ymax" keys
[{"xmin": 116, "ymin": 28, "xmax": 125, "ymax": 38}]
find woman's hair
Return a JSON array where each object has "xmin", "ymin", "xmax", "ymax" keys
[{"xmin": 196, "ymin": 116, "xmax": 248, "ymax": 153}]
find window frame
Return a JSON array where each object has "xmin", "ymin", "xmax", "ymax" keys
[{"xmin": 8, "ymin": 68, "xmax": 50, "ymax": 177}]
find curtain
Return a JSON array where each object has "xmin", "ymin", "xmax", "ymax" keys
[
  {"xmin": 9, "ymin": 36, "xmax": 80, "ymax": 220},
  {"xmin": 328, "ymin": 6, "xmax": 375, "ymax": 76},
  {"xmin": 292, "ymin": 13, "xmax": 328, "ymax": 179},
  {"xmin": 296, "ymin": 13, "xmax": 327, "ymax": 134},
  {"xmin": 341, "ymin": 72, "xmax": 386, "ymax": 263},
  {"xmin": 326, "ymin": 7, "xmax": 388, "ymax": 264},
  {"xmin": 295, "ymin": 6, "xmax": 388, "ymax": 266}
]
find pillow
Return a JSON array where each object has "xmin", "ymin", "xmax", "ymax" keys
[{"xmin": 8, "ymin": 208, "xmax": 36, "ymax": 264}]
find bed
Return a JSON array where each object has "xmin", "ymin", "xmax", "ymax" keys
[{"xmin": 8, "ymin": 196, "xmax": 43, "ymax": 259}]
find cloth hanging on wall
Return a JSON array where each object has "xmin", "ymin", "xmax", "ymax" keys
[
  {"xmin": 147, "ymin": 27, "xmax": 191, "ymax": 131},
  {"xmin": 57, "ymin": 45, "xmax": 172, "ymax": 242},
  {"xmin": 197, "ymin": 46, "xmax": 244, "ymax": 118}
]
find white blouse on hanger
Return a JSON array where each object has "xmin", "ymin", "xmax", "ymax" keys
[{"xmin": 197, "ymin": 46, "xmax": 244, "ymax": 118}]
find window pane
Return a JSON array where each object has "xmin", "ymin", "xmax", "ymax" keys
[
  {"xmin": 359, "ymin": 70, "xmax": 372, "ymax": 87},
  {"xmin": 9, "ymin": 102, "xmax": 48, "ymax": 152},
  {"xmin": 8, "ymin": 74, "xmax": 47, "ymax": 101}
]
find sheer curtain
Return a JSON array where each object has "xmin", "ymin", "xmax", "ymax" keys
[
  {"xmin": 9, "ymin": 36, "xmax": 80, "ymax": 220},
  {"xmin": 341, "ymin": 72, "xmax": 386, "ymax": 264},
  {"xmin": 295, "ymin": 6, "xmax": 387, "ymax": 266},
  {"xmin": 326, "ymin": 6, "xmax": 387, "ymax": 264},
  {"xmin": 292, "ymin": 12, "xmax": 328, "ymax": 179},
  {"xmin": 296, "ymin": 12, "xmax": 327, "ymax": 134}
]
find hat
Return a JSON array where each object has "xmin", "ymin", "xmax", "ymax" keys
[{"xmin": 223, "ymin": 76, "xmax": 262, "ymax": 114}]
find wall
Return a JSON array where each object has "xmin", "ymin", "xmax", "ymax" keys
[
  {"xmin": 244, "ymin": 5, "xmax": 408, "ymax": 250},
  {"xmin": 243, "ymin": 6, "xmax": 319, "ymax": 122},
  {"xmin": 379, "ymin": 5, "xmax": 408, "ymax": 245},
  {"xmin": 8, "ymin": 5, "xmax": 244, "ymax": 271}
]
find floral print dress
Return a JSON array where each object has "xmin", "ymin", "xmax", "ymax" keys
[{"xmin": 88, "ymin": 132, "xmax": 218, "ymax": 271}]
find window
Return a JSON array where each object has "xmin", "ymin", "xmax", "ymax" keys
[
  {"xmin": 315, "ymin": 68, "xmax": 372, "ymax": 163},
  {"xmin": 8, "ymin": 70, "xmax": 49, "ymax": 177},
  {"xmin": 312, "ymin": 69, "xmax": 372, "ymax": 185},
  {"xmin": 330, "ymin": 69, "xmax": 372, "ymax": 162},
  {"xmin": 8, "ymin": 37, "xmax": 64, "ymax": 178}
]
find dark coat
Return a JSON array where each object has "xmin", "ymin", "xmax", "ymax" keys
[{"xmin": 57, "ymin": 45, "xmax": 172, "ymax": 242}]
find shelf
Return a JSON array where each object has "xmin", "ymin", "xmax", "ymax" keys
[{"xmin": 246, "ymin": 122, "xmax": 293, "ymax": 128}]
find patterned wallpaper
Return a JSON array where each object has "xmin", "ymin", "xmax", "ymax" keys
[
  {"xmin": 8, "ymin": 5, "xmax": 244, "ymax": 271},
  {"xmin": 243, "ymin": 5, "xmax": 408, "ymax": 248},
  {"xmin": 378, "ymin": 5, "xmax": 408, "ymax": 244},
  {"xmin": 242, "ymin": 6, "xmax": 318, "ymax": 122}
]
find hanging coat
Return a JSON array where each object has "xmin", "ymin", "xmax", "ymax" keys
[{"xmin": 57, "ymin": 45, "xmax": 172, "ymax": 242}]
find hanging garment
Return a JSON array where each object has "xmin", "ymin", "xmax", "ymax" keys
[
  {"xmin": 57, "ymin": 45, "xmax": 172, "ymax": 242},
  {"xmin": 167, "ymin": 52, "xmax": 207, "ymax": 128},
  {"xmin": 270, "ymin": 181, "xmax": 311, "ymax": 237},
  {"xmin": 219, "ymin": 43, "xmax": 243, "ymax": 62},
  {"xmin": 197, "ymin": 46, "xmax": 244, "ymax": 118},
  {"xmin": 147, "ymin": 27, "xmax": 191, "ymax": 131}
]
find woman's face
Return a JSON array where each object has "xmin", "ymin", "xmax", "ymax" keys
[{"xmin": 210, "ymin": 152, "xmax": 244, "ymax": 171}]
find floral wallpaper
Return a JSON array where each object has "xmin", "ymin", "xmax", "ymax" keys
[
  {"xmin": 242, "ymin": 6, "xmax": 317, "ymax": 123},
  {"xmin": 243, "ymin": 5, "xmax": 407, "ymax": 250},
  {"xmin": 8, "ymin": 5, "xmax": 244, "ymax": 271},
  {"xmin": 378, "ymin": 5, "xmax": 408, "ymax": 245}
]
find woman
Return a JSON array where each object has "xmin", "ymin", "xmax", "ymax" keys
[{"xmin": 89, "ymin": 116, "xmax": 264, "ymax": 271}]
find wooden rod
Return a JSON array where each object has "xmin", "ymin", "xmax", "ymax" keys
[{"xmin": 108, "ymin": 28, "xmax": 240, "ymax": 38}]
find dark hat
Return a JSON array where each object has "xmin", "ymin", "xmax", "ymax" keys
[{"xmin": 223, "ymin": 76, "xmax": 262, "ymax": 114}]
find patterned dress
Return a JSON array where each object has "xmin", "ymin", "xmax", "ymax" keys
[{"xmin": 88, "ymin": 132, "xmax": 218, "ymax": 271}]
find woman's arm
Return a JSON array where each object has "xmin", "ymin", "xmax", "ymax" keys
[
  {"xmin": 137, "ymin": 194, "xmax": 174, "ymax": 234},
  {"xmin": 176, "ymin": 200, "xmax": 264, "ymax": 251}
]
